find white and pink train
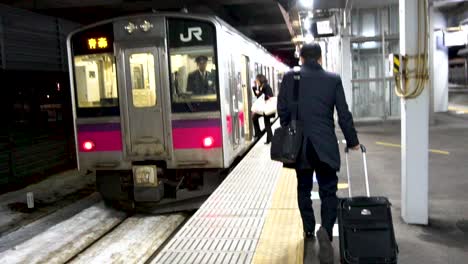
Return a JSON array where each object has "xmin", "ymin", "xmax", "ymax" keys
[{"xmin": 67, "ymin": 12, "xmax": 289, "ymax": 211}]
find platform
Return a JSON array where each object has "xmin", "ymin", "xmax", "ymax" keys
[
  {"xmin": 153, "ymin": 121, "xmax": 339, "ymax": 264},
  {"xmin": 154, "ymin": 114, "xmax": 468, "ymax": 264},
  {"xmin": 152, "ymin": 125, "xmax": 291, "ymax": 263}
]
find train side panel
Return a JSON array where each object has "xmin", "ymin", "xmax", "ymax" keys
[{"xmin": 67, "ymin": 13, "xmax": 288, "ymax": 207}]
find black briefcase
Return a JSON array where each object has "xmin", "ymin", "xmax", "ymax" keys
[
  {"xmin": 338, "ymin": 145, "xmax": 398, "ymax": 264},
  {"xmin": 270, "ymin": 71, "xmax": 302, "ymax": 166},
  {"xmin": 270, "ymin": 120, "xmax": 303, "ymax": 165}
]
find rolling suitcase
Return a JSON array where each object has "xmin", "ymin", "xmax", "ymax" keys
[{"xmin": 338, "ymin": 145, "xmax": 398, "ymax": 264}]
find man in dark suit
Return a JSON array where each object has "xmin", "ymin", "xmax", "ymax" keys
[
  {"xmin": 187, "ymin": 55, "xmax": 215, "ymax": 95},
  {"xmin": 278, "ymin": 44, "xmax": 360, "ymax": 264}
]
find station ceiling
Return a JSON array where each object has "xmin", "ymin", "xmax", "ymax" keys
[
  {"xmin": 0, "ymin": 0, "xmax": 349, "ymax": 66},
  {"xmin": 1, "ymin": 0, "xmax": 466, "ymax": 66}
]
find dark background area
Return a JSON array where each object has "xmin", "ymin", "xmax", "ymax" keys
[{"xmin": 0, "ymin": 70, "xmax": 76, "ymax": 193}]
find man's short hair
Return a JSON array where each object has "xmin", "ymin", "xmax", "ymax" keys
[
  {"xmin": 300, "ymin": 44, "xmax": 322, "ymax": 62},
  {"xmin": 195, "ymin": 55, "xmax": 208, "ymax": 63}
]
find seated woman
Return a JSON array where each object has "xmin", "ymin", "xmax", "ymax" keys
[{"xmin": 252, "ymin": 74, "xmax": 274, "ymax": 144}]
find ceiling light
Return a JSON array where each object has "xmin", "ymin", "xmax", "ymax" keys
[
  {"xmin": 292, "ymin": 35, "xmax": 304, "ymax": 43},
  {"xmin": 300, "ymin": 0, "xmax": 314, "ymax": 8}
]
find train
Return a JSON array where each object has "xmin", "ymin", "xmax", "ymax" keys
[{"xmin": 66, "ymin": 12, "xmax": 289, "ymax": 211}]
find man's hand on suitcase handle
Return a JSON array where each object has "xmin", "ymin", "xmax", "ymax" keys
[
  {"xmin": 351, "ymin": 145, "xmax": 360, "ymax": 151},
  {"xmin": 344, "ymin": 144, "xmax": 366, "ymax": 153}
]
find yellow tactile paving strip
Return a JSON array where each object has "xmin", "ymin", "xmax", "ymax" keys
[
  {"xmin": 252, "ymin": 168, "xmax": 304, "ymax": 264},
  {"xmin": 448, "ymin": 104, "xmax": 468, "ymax": 114}
]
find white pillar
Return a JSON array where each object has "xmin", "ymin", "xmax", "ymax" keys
[
  {"xmin": 400, "ymin": 0, "xmax": 429, "ymax": 224},
  {"xmin": 431, "ymin": 8, "xmax": 449, "ymax": 112},
  {"xmin": 341, "ymin": 35, "xmax": 353, "ymax": 110}
]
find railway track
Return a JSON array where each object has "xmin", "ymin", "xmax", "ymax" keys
[{"xmin": 0, "ymin": 201, "xmax": 186, "ymax": 264}]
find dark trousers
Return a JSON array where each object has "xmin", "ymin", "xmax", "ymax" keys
[
  {"xmin": 296, "ymin": 144, "xmax": 338, "ymax": 241},
  {"xmin": 252, "ymin": 113, "xmax": 273, "ymax": 142}
]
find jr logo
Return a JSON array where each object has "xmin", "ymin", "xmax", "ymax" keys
[{"xmin": 180, "ymin": 27, "xmax": 203, "ymax": 42}]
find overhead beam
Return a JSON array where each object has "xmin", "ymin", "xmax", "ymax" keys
[
  {"xmin": 237, "ymin": 24, "xmax": 288, "ymax": 32},
  {"xmin": 262, "ymin": 41, "xmax": 294, "ymax": 46},
  {"xmin": 277, "ymin": 2, "xmax": 295, "ymax": 39},
  {"xmin": 272, "ymin": 46, "xmax": 296, "ymax": 51},
  {"xmin": 11, "ymin": 0, "xmax": 276, "ymax": 9},
  {"xmin": 208, "ymin": 0, "xmax": 275, "ymax": 4},
  {"xmin": 119, "ymin": 1, "xmax": 279, "ymax": 14},
  {"xmin": 12, "ymin": 0, "xmax": 122, "ymax": 9},
  {"xmin": 433, "ymin": 0, "xmax": 467, "ymax": 8},
  {"xmin": 311, "ymin": 0, "xmax": 346, "ymax": 9},
  {"xmin": 350, "ymin": 0, "xmax": 398, "ymax": 9}
]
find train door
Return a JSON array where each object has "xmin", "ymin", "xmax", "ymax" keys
[
  {"xmin": 240, "ymin": 55, "xmax": 252, "ymax": 141},
  {"xmin": 119, "ymin": 46, "xmax": 166, "ymax": 157},
  {"xmin": 228, "ymin": 54, "xmax": 241, "ymax": 148}
]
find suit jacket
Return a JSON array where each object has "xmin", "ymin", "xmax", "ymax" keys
[
  {"xmin": 277, "ymin": 61, "xmax": 359, "ymax": 171},
  {"xmin": 187, "ymin": 70, "xmax": 215, "ymax": 95}
]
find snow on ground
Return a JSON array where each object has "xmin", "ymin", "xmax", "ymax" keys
[
  {"xmin": 0, "ymin": 203, "xmax": 126, "ymax": 264},
  {"xmin": 70, "ymin": 213, "xmax": 186, "ymax": 264},
  {"xmin": 0, "ymin": 169, "xmax": 95, "ymax": 235},
  {"xmin": 0, "ymin": 193, "xmax": 100, "ymax": 253}
]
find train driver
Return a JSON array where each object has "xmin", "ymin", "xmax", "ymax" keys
[{"xmin": 186, "ymin": 55, "xmax": 216, "ymax": 95}]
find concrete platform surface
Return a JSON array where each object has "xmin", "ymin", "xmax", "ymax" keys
[
  {"xmin": 155, "ymin": 112, "xmax": 467, "ymax": 264},
  {"xmin": 315, "ymin": 112, "xmax": 468, "ymax": 264}
]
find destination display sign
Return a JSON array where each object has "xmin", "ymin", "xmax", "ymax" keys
[{"xmin": 72, "ymin": 24, "xmax": 114, "ymax": 55}]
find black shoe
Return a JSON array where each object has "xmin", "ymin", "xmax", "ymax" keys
[
  {"xmin": 264, "ymin": 141, "xmax": 271, "ymax": 145},
  {"xmin": 304, "ymin": 231, "xmax": 315, "ymax": 240},
  {"xmin": 317, "ymin": 227, "xmax": 334, "ymax": 264},
  {"xmin": 303, "ymin": 233, "xmax": 315, "ymax": 263}
]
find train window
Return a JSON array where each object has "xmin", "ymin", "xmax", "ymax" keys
[
  {"xmin": 73, "ymin": 53, "xmax": 118, "ymax": 109},
  {"xmin": 271, "ymin": 69, "xmax": 274, "ymax": 91},
  {"xmin": 129, "ymin": 53, "xmax": 157, "ymax": 108},
  {"xmin": 254, "ymin": 63, "xmax": 260, "ymax": 76},
  {"xmin": 267, "ymin": 67, "xmax": 271, "ymax": 83},
  {"xmin": 167, "ymin": 18, "xmax": 219, "ymax": 112},
  {"xmin": 277, "ymin": 71, "xmax": 283, "ymax": 92}
]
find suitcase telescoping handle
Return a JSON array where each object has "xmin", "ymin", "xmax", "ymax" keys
[{"xmin": 344, "ymin": 144, "xmax": 370, "ymax": 198}]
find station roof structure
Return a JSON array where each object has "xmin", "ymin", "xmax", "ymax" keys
[
  {"xmin": 0, "ymin": 0, "xmax": 467, "ymax": 65},
  {"xmin": 0, "ymin": 0, "xmax": 347, "ymax": 66}
]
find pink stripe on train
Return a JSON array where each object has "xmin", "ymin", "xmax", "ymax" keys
[
  {"xmin": 77, "ymin": 120, "xmax": 222, "ymax": 151},
  {"xmin": 77, "ymin": 130, "xmax": 123, "ymax": 152},
  {"xmin": 172, "ymin": 127, "xmax": 222, "ymax": 149}
]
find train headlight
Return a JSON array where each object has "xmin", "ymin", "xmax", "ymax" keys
[
  {"xmin": 133, "ymin": 166, "xmax": 158, "ymax": 186},
  {"xmin": 124, "ymin": 22, "xmax": 137, "ymax": 34},
  {"xmin": 140, "ymin": 20, "xmax": 153, "ymax": 32}
]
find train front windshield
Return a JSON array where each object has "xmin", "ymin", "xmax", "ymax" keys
[
  {"xmin": 167, "ymin": 18, "xmax": 219, "ymax": 113},
  {"xmin": 74, "ymin": 53, "xmax": 118, "ymax": 108},
  {"xmin": 70, "ymin": 18, "xmax": 220, "ymax": 116},
  {"xmin": 70, "ymin": 24, "xmax": 119, "ymax": 117}
]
